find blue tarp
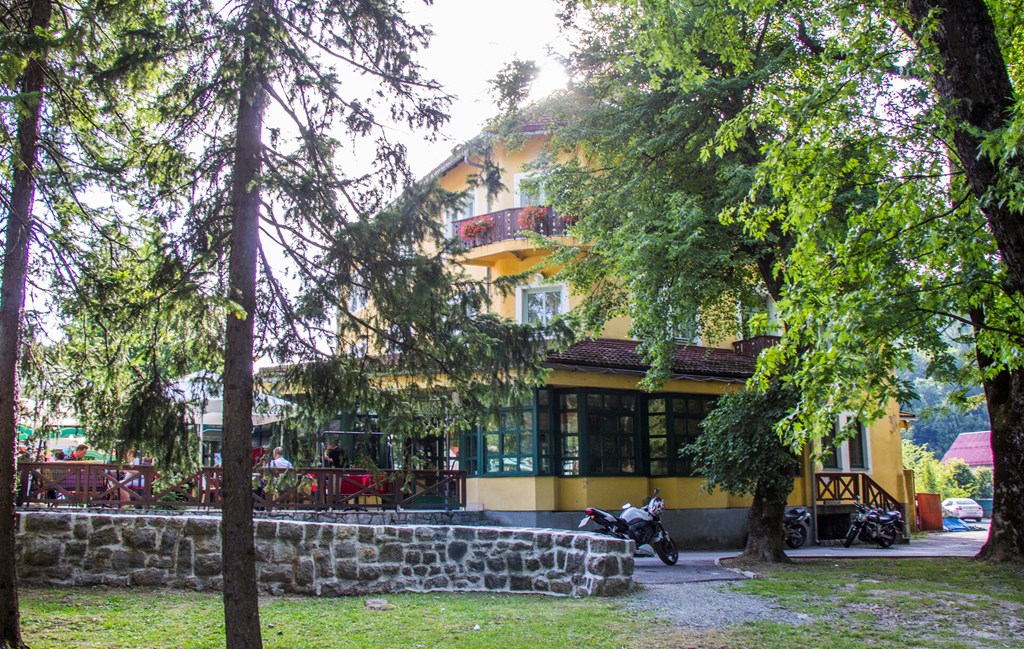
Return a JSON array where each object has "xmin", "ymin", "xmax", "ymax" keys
[{"xmin": 943, "ymin": 517, "xmax": 982, "ymax": 532}]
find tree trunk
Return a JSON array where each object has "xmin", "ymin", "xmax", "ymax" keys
[
  {"xmin": 739, "ymin": 481, "xmax": 790, "ymax": 563},
  {"xmin": 970, "ymin": 310, "xmax": 1024, "ymax": 561},
  {"xmin": 905, "ymin": 0, "xmax": 1024, "ymax": 562},
  {"xmin": 0, "ymin": 2, "xmax": 52, "ymax": 647},
  {"xmin": 220, "ymin": 6, "xmax": 266, "ymax": 648}
]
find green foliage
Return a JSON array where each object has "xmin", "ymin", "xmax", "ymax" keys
[
  {"xmin": 902, "ymin": 439, "xmax": 943, "ymax": 495},
  {"xmin": 946, "ymin": 459, "xmax": 978, "ymax": 499},
  {"xmin": 565, "ymin": 0, "xmax": 1021, "ymax": 457},
  {"xmin": 519, "ymin": 2, "xmax": 794, "ymax": 389},
  {"xmin": 902, "ymin": 439, "xmax": 988, "ymax": 499},
  {"xmin": 902, "ymin": 369, "xmax": 989, "ymax": 458},
  {"xmin": 974, "ymin": 467, "xmax": 994, "ymax": 499},
  {"xmin": 690, "ymin": 383, "xmax": 801, "ymax": 502},
  {"xmin": 43, "ymin": 225, "xmax": 222, "ymax": 470},
  {"xmin": 490, "ymin": 59, "xmax": 540, "ymax": 115},
  {"xmin": 137, "ymin": 0, "xmax": 561, "ymax": 451}
]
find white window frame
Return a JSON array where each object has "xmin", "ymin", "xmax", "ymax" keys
[
  {"xmin": 514, "ymin": 173, "xmax": 546, "ymax": 208},
  {"xmin": 349, "ymin": 283, "xmax": 368, "ymax": 313},
  {"xmin": 515, "ymin": 278, "xmax": 567, "ymax": 326},
  {"xmin": 819, "ymin": 413, "xmax": 872, "ymax": 472},
  {"xmin": 445, "ymin": 192, "xmax": 476, "ymax": 236}
]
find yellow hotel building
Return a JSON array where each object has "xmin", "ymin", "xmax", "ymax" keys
[{"xmin": 420, "ymin": 120, "xmax": 914, "ymax": 548}]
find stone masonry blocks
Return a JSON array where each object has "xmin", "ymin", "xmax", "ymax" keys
[{"xmin": 16, "ymin": 512, "xmax": 632, "ymax": 598}]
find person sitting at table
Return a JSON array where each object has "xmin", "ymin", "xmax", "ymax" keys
[
  {"xmin": 67, "ymin": 444, "xmax": 89, "ymax": 461},
  {"xmin": 266, "ymin": 446, "xmax": 292, "ymax": 469},
  {"xmin": 323, "ymin": 443, "xmax": 347, "ymax": 468}
]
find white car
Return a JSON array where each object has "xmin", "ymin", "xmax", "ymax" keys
[{"xmin": 942, "ymin": 498, "xmax": 984, "ymax": 522}]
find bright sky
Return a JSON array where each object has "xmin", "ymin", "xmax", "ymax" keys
[{"xmin": 399, "ymin": 0, "xmax": 570, "ymax": 176}]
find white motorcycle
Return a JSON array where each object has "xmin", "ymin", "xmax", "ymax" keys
[{"xmin": 578, "ymin": 488, "xmax": 679, "ymax": 565}]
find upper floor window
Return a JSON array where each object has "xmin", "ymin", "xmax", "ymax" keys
[
  {"xmin": 738, "ymin": 294, "xmax": 783, "ymax": 340},
  {"xmin": 349, "ymin": 283, "xmax": 368, "ymax": 313},
  {"xmin": 445, "ymin": 193, "xmax": 475, "ymax": 232},
  {"xmin": 514, "ymin": 173, "xmax": 546, "ymax": 208},
  {"xmin": 520, "ymin": 285, "xmax": 566, "ymax": 326}
]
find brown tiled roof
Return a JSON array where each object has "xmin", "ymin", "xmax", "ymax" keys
[{"xmin": 546, "ymin": 338, "xmax": 756, "ymax": 381}]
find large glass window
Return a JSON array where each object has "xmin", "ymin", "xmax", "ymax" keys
[
  {"xmin": 482, "ymin": 405, "xmax": 533, "ymax": 474},
  {"xmin": 522, "ymin": 286, "xmax": 564, "ymax": 326},
  {"xmin": 646, "ymin": 395, "xmax": 715, "ymax": 476},
  {"xmin": 585, "ymin": 392, "xmax": 638, "ymax": 475},
  {"xmin": 560, "ymin": 392, "xmax": 580, "ymax": 476},
  {"xmin": 536, "ymin": 388, "xmax": 554, "ymax": 475}
]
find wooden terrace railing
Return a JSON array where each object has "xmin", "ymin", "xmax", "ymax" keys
[
  {"xmin": 814, "ymin": 472, "xmax": 902, "ymax": 513},
  {"xmin": 451, "ymin": 206, "xmax": 572, "ymax": 248},
  {"xmin": 16, "ymin": 463, "xmax": 466, "ymax": 511}
]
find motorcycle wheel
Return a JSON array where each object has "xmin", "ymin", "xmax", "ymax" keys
[
  {"xmin": 654, "ymin": 532, "xmax": 679, "ymax": 566},
  {"xmin": 785, "ymin": 525, "xmax": 808, "ymax": 549},
  {"xmin": 843, "ymin": 524, "xmax": 859, "ymax": 548},
  {"xmin": 876, "ymin": 525, "xmax": 897, "ymax": 548}
]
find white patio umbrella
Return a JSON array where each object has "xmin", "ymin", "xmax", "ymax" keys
[{"xmin": 170, "ymin": 371, "xmax": 292, "ymax": 427}]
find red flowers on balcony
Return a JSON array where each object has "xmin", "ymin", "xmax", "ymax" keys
[
  {"xmin": 517, "ymin": 205, "xmax": 548, "ymax": 230},
  {"xmin": 459, "ymin": 215, "xmax": 494, "ymax": 240}
]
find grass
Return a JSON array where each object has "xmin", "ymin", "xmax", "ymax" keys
[
  {"xmin": 705, "ymin": 558, "xmax": 1024, "ymax": 649},
  {"xmin": 17, "ymin": 558, "xmax": 1024, "ymax": 648},
  {"xmin": 19, "ymin": 588, "xmax": 641, "ymax": 649}
]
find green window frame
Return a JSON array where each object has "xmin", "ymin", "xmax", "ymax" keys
[
  {"xmin": 646, "ymin": 394, "xmax": 715, "ymax": 477},
  {"xmin": 584, "ymin": 391, "xmax": 639, "ymax": 475}
]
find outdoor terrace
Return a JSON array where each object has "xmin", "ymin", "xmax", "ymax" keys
[{"xmin": 16, "ymin": 462, "xmax": 466, "ymax": 511}]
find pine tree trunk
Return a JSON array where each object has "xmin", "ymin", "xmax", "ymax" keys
[
  {"xmin": 905, "ymin": 0, "xmax": 1024, "ymax": 562},
  {"xmin": 738, "ymin": 481, "xmax": 790, "ymax": 563},
  {"xmin": 0, "ymin": 2, "xmax": 52, "ymax": 647},
  {"xmin": 220, "ymin": 6, "xmax": 266, "ymax": 648}
]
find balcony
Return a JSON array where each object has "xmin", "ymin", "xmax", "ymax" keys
[
  {"xmin": 451, "ymin": 207, "xmax": 575, "ymax": 262},
  {"xmin": 731, "ymin": 335, "xmax": 781, "ymax": 358}
]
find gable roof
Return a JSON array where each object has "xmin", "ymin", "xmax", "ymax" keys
[
  {"xmin": 545, "ymin": 338, "xmax": 756, "ymax": 383},
  {"xmin": 941, "ymin": 430, "xmax": 994, "ymax": 467}
]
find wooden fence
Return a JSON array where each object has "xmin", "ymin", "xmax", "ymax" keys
[{"xmin": 16, "ymin": 463, "xmax": 466, "ymax": 511}]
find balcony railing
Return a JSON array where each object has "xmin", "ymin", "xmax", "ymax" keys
[
  {"xmin": 731, "ymin": 335, "xmax": 781, "ymax": 358},
  {"xmin": 451, "ymin": 206, "xmax": 573, "ymax": 248},
  {"xmin": 16, "ymin": 462, "xmax": 466, "ymax": 511}
]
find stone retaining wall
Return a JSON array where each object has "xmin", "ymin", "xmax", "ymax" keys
[{"xmin": 16, "ymin": 512, "xmax": 633, "ymax": 597}]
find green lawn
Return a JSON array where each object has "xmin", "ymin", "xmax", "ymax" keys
[
  {"xmin": 706, "ymin": 558, "xmax": 1024, "ymax": 649},
  {"xmin": 17, "ymin": 558, "xmax": 1024, "ymax": 649},
  {"xmin": 19, "ymin": 588, "xmax": 639, "ymax": 649}
]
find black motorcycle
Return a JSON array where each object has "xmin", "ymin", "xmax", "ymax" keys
[
  {"xmin": 784, "ymin": 506, "xmax": 812, "ymax": 549},
  {"xmin": 578, "ymin": 488, "xmax": 679, "ymax": 565},
  {"xmin": 843, "ymin": 502, "xmax": 904, "ymax": 548}
]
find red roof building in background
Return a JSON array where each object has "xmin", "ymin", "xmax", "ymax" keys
[{"xmin": 941, "ymin": 431, "xmax": 994, "ymax": 469}]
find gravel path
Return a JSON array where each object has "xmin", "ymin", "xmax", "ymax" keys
[{"xmin": 623, "ymin": 581, "xmax": 813, "ymax": 629}]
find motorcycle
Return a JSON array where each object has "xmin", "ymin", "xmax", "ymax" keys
[
  {"xmin": 784, "ymin": 506, "xmax": 812, "ymax": 549},
  {"xmin": 578, "ymin": 488, "xmax": 679, "ymax": 565},
  {"xmin": 843, "ymin": 502, "xmax": 904, "ymax": 548}
]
